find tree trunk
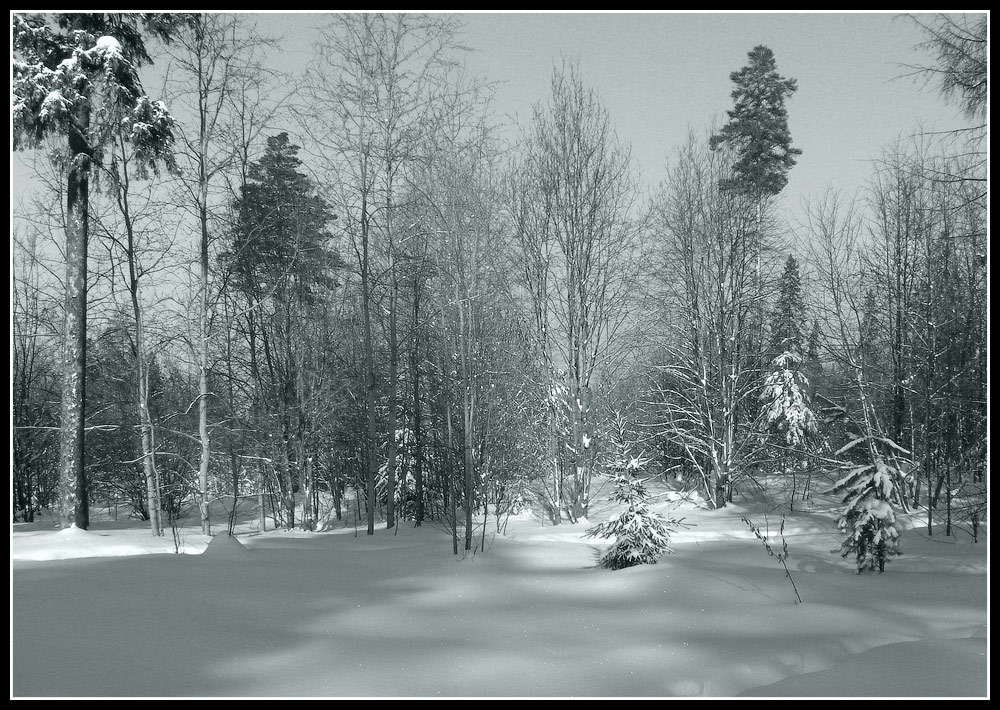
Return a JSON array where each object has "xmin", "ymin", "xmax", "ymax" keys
[
  {"xmin": 59, "ymin": 125, "xmax": 91, "ymax": 530},
  {"xmin": 120, "ymin": 169, "xmax": 162, "ymax": 538},
  {"xmin": 197, "ymin": 196, "xmax": 212, "ymax": 535},
  {"xmin": 361, "ymin": 193, "xmax": 378, "ymax": 536},
  {"xmin": 464, "ymin": 386, "xmax": 475, "ymax": 551},
  {"xmin": 385, "ymin": 192, "xmax": 398, "ymax": 530},
  {"xmin": 448, "ymin": 403, "xmax": 458, "ymax": 555},
  {"xmin": 411, "ymin": 302, "xmax": 424, "ymax": 526},
  {"xmin": 301, "ymin": 453, "xmax": 314, "ymax": 531},
  {"xmin": 138, "ymin": 369, "xmax": 161, "ymax": 536},
  {"xmin": 386, "ymin": 283, "xmax": 398, "ymax": 529}
]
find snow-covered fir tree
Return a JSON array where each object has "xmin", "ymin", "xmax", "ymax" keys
[
  {"xmin": 586, "ymin": 415, "xmax": 680, "ymax": 570},
  {"xmin": 831, "ymin": 457, "xmax": 901, "ymax": 573},
  {"xmin": 760, "ymin": 351, "xmax": 817, "ymax": 448}
]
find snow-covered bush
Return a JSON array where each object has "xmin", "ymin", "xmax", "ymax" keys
[{"xmin": 831, "ymin": 459, "xmax": 901, "ymax": 573}]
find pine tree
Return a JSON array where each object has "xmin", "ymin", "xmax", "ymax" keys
[
  {"xmin": 585, "ymin": 415, "xmax": 680, "ymax": 570},
  {"xmin": 709, "ymin": 45, "xmax": 802, "ymax": 197},
  {"xmin": 12, "ymin": 13, "xmax": 180, "ymax": 529},
  {"xmin": 703, "ymin": 46, "xmax": 801, "ymax": 509},
  {"xmin": 831, "ymin": 455, "xmax": 902, "ymax": 573}
]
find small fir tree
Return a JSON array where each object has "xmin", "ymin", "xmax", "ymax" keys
[
  {"xmin": 585, "ymin": 416, "xmax": 680, "ymax": 570},
  {"xmin": 760, "ymin": 351, "xmax": 818, "ymax": 509},
  {"xmin": 831, "ymin": 457, "xmax": 901, "ymax": 573},
  {"xmin": 760, "ymin": 351, "xmax": 817, "ymax": 448}
]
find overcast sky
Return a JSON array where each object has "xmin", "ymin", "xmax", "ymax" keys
[
  {"xmin": 11, "ymin": 11, "xmax": 980, "ymax": 218},
  {"xmin": 257, "ymin": 10, "xmax": 977, "ymax": 208}
]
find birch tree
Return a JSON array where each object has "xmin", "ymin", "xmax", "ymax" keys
[
  {"xmin": 94, "ymin": 136, "xmax": 182, "ymax": 535},
  {"xmin": 647, "ymin": 130, "xmax": 770, "ymax": 508},
  {"xmin": 162, "ymin": 13, "xmax": 275, "ymax": 534},
  {"xmin": 420, "ymin": 89, "xmax": 503, "ymax": 549},
  {"xmin": 511, "ymin": 61, "xmax": 641, "ymax": 522}
]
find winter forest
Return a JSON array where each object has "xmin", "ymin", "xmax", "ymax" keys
[{"xmin": 11, "ymin": 11, "xmax": 987, "ymax": 598}]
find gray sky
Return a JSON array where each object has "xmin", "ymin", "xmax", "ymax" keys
[
  {"xmin": 256, "ymin": 10, "xmax": 976, "ymax": 208},
  {"xmin": 469, "ymin": 12, "xmax": 970, "ymax": 196},
  {"xmin": 12, "ymin": 11, "xmax": 980, "ymax": 217}
]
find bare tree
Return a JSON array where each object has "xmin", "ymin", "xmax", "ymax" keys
[
  {"xmin": 12, "ymin": 226, "xmax": 63, "ymax": 522},
  {"xmin": 510, "ymin": 61, "xmax": 642, "ymax": 522},
  {"xmin": 162, "ymin": 13, "xmax": 277, "ymax": 534},
  {"xmin": 416, "ymin": 81, "xmax": 503, "ymax": 550},
  {"xmin": 298, "ymin": 12, "xmax": 466, "ymax": 534},
  {"xmin": 94, "ymin": 135, "xmax": 184, "ymax": 535},
  {"xmin": 646, "ymin": 129, "xmax": 781, "ymax": 508},
  {"xmin": 862, "ymin": 136, "xmax": 986, "ymax": 535}
]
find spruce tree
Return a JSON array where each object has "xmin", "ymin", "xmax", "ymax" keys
[
  {"xmin": 224, "ymin": 132, "xmax": 340, "ymax": 529},
  {"xmin": 227, "ymin": 132, "xmax": 339, "ymax": 297},
  {"xmin": 760, "ymin": 351, "xmax": 817, "ymax": 449},
  {"xmin": 762, "ymin": 256, "xmax": 818, "ymax": 506},
  {"xmin": 760, "ymin": 350, "xmax": 818, "ymax": 509},
  {"xmin": 585, "ymin": 415, "xmax": 680, "ymax": 570},
  {"xmin": 831, "ymin": 458, "xmax": 901, "ymax": 573},
  {"xmin": 769, "ymin": 255, "xmax": 807, "ymax": 356}
]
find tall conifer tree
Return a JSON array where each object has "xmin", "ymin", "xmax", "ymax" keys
[
  {"xmin": 13, "ymin": 13, "xmax": 180, "ymax": 528},
  {"xmin": 710, "ymin": 45, "xmax": 801, "ymax": 197}
]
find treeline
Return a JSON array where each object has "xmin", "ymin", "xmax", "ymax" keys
[{"xmin": 12, "ymin": 13, "xmax": 987, "ymax": 550}]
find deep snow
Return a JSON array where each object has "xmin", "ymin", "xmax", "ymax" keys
[{"xmin": 10, "ymin": 487, "xmax": 989, "ymax": 699}]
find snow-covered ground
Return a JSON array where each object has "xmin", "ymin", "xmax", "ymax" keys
[{"xmin": 11, "ymin": 488, "xmax": 988, "ymax": 698}]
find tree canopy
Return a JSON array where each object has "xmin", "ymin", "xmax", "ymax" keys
[{"xmin": 709, "ymin": 45, "xmax": 801, "ymax": 197}]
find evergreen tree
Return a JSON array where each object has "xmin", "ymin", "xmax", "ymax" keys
[
  {"xmin": 701, "ymin": 47, "xmax": 801, "ymax": 509},
  {"xmin": 223, "ymin": 132, "xmax": 340, "ymax": 529},
  {"xmin": 709, "ymin": 45, "xmax": 802, "ymax": 197},
  {"xmin": 228, "ymin": 132, "xmax": 339, "ymax": 297},
  {"xmin": 760, "ymin": 351, "xmax": 817, "ymax": 449},
  {"xmin": 769, "ymin": 255, "xmax": 807, "ymax": 356},
  {"xmin": 831, "ymin": 457, "xmax": 902, "ymax": 573},
  {"xmin": 806, "ymin": 318, "xmax": 821, "ymax": 364},
  {"xmin": 907, "ymin": 13, "xmax": 987, "ymax": 151},
  {"xmin": 760, "ymin": 349, "xmax": 819, "ymax": 509},
  {"xmin": 12, "ymin": 13, "xmax": 180, "ymax": 529},
  {"xmin": 585, "ymin": 415, "xmax": 680, "ymax": 570}
]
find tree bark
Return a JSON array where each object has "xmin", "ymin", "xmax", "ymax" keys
[
  {"xmin": 59, "ymin": 121, "xmax": 92, "ymax": 530},
  {"xmin": 411, "ymin": 291, "xmax": 424, "ymax": 526},
  {"xmin": 197, "ymin": 189, "xmax": 212, "ymax": 535}
]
